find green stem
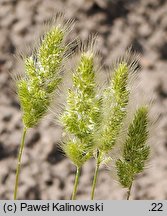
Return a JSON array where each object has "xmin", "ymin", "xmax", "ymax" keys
[
  {"xmin": 91, "ymin": 151, "xmax": 101, "ymax": 200},
  {"xmin": 71, "ymin": 166, "xmax": 81, "ymax": 200},
  {"xmin": 91, "ymin": 162, "xmax": 100, "ymax": 200},
  {"xmin": 14, "ymin": 127, "xmax": 27, "ymax": 200},
  {"xmin": 127, "ymin": 182, "xmax": 133, "ymax": 200}
]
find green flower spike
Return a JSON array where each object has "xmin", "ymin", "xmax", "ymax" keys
[
  {"xmin": 61, "ymin": 49, "xmax": 100, "ymax": 200},
  {"xmin": 18, "ymin": 24, "xmax": 70, "ymax": 128},
  {"xmin": 116, "ymin": 106, "xmax": 150, "ymax": 200},
  {"xmin": 14, "ymin": 18, "xmax": 73, "ymax": 200},
  {"xmin": 91, "ymin": 57, "xmax": 137, "ymax": 200},
  {"xmin": 99, "ymin": 62, "xmax": 130, "ymax": 153}
]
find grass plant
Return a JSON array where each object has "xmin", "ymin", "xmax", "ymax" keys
[
  {"xmin": 13, "ymin": 15, "xmax": 152, "ymax": 200},
  {"xmin": 13, "ymin": 16, "xmax": 73, "ymax": 200}
]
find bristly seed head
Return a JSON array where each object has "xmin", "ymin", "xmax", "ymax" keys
[
  {"xmin": 16, "ymin": 20, "xmax": 71, "ymax": 128},
  {"xmin": 61, "ymin": 49, "xmax": 101, "ymax": 167},
  {"xmin": 116, "ymin": 106, "xmax": 150, "ymax": 188},
  {"xmin": 97, "ymin": 62, "xmax": 130, "ymax": 154}
]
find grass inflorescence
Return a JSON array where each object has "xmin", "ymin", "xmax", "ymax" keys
[
  {"xmin": 13, "ymin": 15, "xmax": 74, "ymax": 200},
  {"xmin": 12, "ymin": 14, "xmax": 153, "ymax": 200}
]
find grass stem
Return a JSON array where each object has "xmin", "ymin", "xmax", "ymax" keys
[
  {"xmin": 14, "ymin": 127, "xmax": 27, "ymax": 200},
  {"xmin": 71, "ymin": 166, "xmax": 81, "ymax": 200},
  {"xmin": 127, "ymin": 182, "xmax": 133, "ymax": 200},
  {"xmin": 91, "ymin": 153, "xmax": 100, "ymax": 200}
]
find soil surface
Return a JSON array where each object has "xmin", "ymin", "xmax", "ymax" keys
[{"xmin": 0, "ymin": 0, "xmax": 167, "ymax": 199}]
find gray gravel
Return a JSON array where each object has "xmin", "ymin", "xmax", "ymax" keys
[{"xmin": 0, "ymin": 0, "xmax": 167, "ymax": 199}]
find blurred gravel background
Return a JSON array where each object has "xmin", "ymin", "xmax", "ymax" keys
[{"xmin": 0, "ymin": 0, "xmax": 167, "ymax": 199}]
